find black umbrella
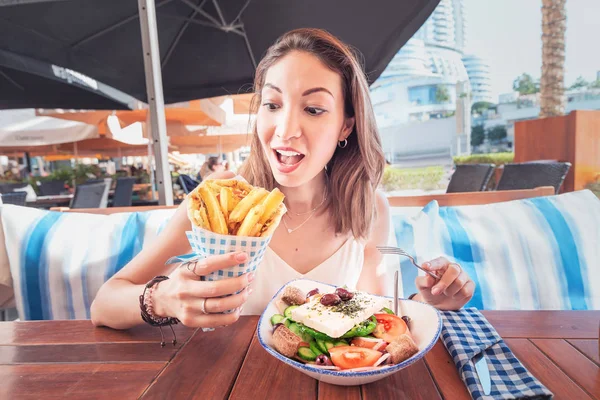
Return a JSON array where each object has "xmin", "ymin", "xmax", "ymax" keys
[
  {"xmin": 0, "ymin": 0, "xmax": 440, "ymax": 104},
  {"xmin": 1, "ymin": 0, "xmax": 439, "ymax": 205},
  {"xmin": 0, "ymin": 49, "xmax": 137, "ymax": 110}
]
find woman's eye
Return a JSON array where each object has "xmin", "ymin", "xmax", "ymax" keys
[
  {"xmin": 305, "ymin": 107, "xmax": 326, "ymax": 116},
  {"xmin": 262, "ymin": 103, "xmax": 280, "ymax": 111}
]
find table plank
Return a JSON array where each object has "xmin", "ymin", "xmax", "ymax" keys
[
  {"xmin": 318, "ymin": 382, "xmax": 361, "ymax": 400},
  {"xmin": 0, "ymin": 343, "xmax": 177, "ymax": 364},
  {"xmin": 505, "ymin": 338, "xmax": 593, "ymax": 400},
  {"xmin": 142, "ymin": 316, "xmax": 257, "ymax": 400},
  {"xmin": 483, "ymin": 311, "xmax": 600, "ymax": 339},
  {"xmin": 0, "ymin": 321, "xmax": 196, "ymax": 345},
  {"xmin": 361, "ymin": 360, "xmax": 442, "ymax": 400},
  {"xmin": 229, "ymin": 335, "xmax": 317, "ymax": 400},
  {"xmin": 424, "ymin": 340, "xmax": 471, "ymax": 400},
  {"xmin": 567, "ymin": 339, "xmax": 600, "ymax": 366},
  {"xmin": 0, "ymin": 363, "xmax": 164, "ymax": 400},
  {"xmin": 532, "ymin": 339, "xmax": 600, "ymax": 399}
]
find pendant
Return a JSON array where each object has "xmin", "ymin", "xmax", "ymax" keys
[{"xmin": 287, "ymin": 228, "xmax": 293, "ymax": 234}]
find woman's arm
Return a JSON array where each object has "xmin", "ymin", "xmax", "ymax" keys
[
  {"xmin": 356, "ymin": 190, "xmax": 390, "ymax": 296},
  {"xmin": 91, "ymin": 171, "xmax": 251, "ymax": 330},
  {"xmin": 90, "ymin": 198, "xmax": 194, "ymax": 328}
]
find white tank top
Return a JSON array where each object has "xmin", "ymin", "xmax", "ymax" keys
[{"xmin": 242, "ymin": 238, "xmax": 365, "ymax": 315}]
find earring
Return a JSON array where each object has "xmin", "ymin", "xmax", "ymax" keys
[{"xmin": 338, "ymin": 139, "xmax": 348, "ymax": 149}]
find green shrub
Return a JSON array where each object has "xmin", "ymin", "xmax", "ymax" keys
[
  {"xmin": 381, "ymin": 166, "xmax": 446, "ymax": 192},
  {"xmin": 453, "ymin": 152, "xmax": 514, "ymax": 166},
  {"xmin": 586, "ymin": 176, "xmax": 600, "ymax": 199}
]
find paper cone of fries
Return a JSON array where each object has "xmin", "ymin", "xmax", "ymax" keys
[{"xmin": 185, "ymin": 178, "xmax": 286, "ymax": 283}]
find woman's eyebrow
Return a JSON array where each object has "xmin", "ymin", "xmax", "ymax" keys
[
  {"xmin": 263, "ymin": 83, "xmax": 333, "ymax": 98},
  {"xmin": 263, "ymin": 83, "xmax": 281, "ymax": 93},
  {"xmin": 302, "ymin": 87, "xmax": 334, "ymax": 98}
]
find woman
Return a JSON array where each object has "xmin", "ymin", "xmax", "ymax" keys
[
  {"xmin": 91, "ymin": 29, "xmax": 474, "ymax": 330},
  {"xmin": 197, "ymin": 156, "xmax": 223, "ymax": 181}
]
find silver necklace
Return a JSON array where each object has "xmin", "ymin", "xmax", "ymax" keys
[
  {"xmin": 282, "ymin": 190, "xmax": 328, "ymax": 234},
  {"xmin": 282, "ymin": 211, "xmax": 317, "ymax": 234}
]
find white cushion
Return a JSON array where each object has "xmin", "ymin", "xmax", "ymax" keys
[
  {"xmin": 0, "ymin": 205, "xmax": 176, "ymax": 320},
  {"xmin": 397, "ymin": 190, "xmax": 600, "ymax": 310}
]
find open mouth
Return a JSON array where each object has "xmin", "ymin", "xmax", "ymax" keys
[{"xmin": 274, "ymin": 149, "xmax": 305, "ymax": 166}]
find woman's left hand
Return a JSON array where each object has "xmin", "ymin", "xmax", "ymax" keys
[{"xmin": 413, "ymin": 257, "xmax": 475, "ymax": 310}]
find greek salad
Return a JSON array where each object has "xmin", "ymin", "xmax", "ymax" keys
[{"xmin": 269, "ymin": 285, "xmax": 419, "ymax": 371}]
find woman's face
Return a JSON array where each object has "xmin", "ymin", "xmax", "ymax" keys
[{"xmin": 257, "ymin": 51, "xmax": 354, "ymax": 188}]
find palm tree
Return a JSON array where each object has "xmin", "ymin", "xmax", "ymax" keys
[{"xmin": 539, "ymin": 0, "xmax": 567, "ymax": 118}]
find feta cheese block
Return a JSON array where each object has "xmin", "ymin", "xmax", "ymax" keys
[{"xmin": 290, "ymin": 290, "xmax": 389, "ymax": 338}]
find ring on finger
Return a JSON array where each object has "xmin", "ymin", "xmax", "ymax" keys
[
  {"xmin": 185, "ymin": 261, "xmax": 204, "ymax": 280},
  {"xmin": 199, "ymin": 298, "xmax": 208, "ymax": 314}
]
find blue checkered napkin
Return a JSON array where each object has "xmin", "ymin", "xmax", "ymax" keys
[{"xmin": 441, "ymin": 308, "xmax": 553, "ymax": 400}]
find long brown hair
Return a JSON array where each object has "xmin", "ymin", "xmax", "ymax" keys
[{"xmin": 239, "ymin": 28, "xmax": 386, "ymax": 239}]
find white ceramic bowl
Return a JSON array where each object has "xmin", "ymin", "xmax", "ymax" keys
[{"xmin": 257, "ymin": 278, "xmax": 442, "ymax": 386}]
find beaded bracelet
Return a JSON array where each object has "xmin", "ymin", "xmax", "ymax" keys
[{"xmin": 139, "ymin": 276, "xmax": 180, "ymax": 347}]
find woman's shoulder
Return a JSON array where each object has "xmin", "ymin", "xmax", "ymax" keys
[{"xmin": 374, "ymin": 189, "xmax": 390, "ymax": 216}]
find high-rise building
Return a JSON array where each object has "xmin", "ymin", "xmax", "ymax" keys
[
  {"xmin": 463, "ymin": 55, "xmax": 493, "ymax": 104},
  {"xmin": 371, "ymin": 0, "xmax": 470, "ymax": 129}
]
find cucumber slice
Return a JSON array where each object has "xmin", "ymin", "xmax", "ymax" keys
[
  {"xmin": 288, "ymin": 322, "xmax": 302, "ymax": 338},
  {"xmin": 301, "ymin": 331, "xmax": 313, "ymax": 343},
  {"xmin": 316, "ymin": 338, "xmax": 329, "ymax": 354},
  {"xmin": 270, "ymin": 314, "xmax": 286, "ymax": 326},
  {"xmin": 324, "ymin": 340, "xmax": 336, "ymax": 352},
  {"xmin": 333, "ymin": 340, "xmax": 348, "ymax": 347},
  {"xmin": 284, "ymin": 319, "xmax": 292, "ymax": 328},
  {"xmin": 284, "ymin": 305, "xmax": 299, "ymax": 320},
  {"xmin": 309, "ymin": 341, "xmax": 323, "ymax": 356},
  {"xmin": 297, "ymin": 346, "xmax": 317, "ymax": 361}
]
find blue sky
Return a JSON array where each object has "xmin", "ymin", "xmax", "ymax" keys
[{"xmin": 464, "ymin": 0, "xmax": 600, "ymax": 101}]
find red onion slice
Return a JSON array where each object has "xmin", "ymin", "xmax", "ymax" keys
[{"xmin": 373, "ymin": 353, "xmax": 391, "ymax": 367}]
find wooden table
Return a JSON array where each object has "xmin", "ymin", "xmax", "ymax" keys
[
  {"xmin": 26, "ymin": 194, "xmax": 73, "ymax": 208},
  {"xmin": 0, "ymin": 311, "xmax": 598, "ymax": 399}
]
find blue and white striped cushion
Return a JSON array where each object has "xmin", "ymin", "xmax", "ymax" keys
[
  {"xmin": 0, "ymin": 206, "xmax": 176, "ymax": 320},
  {"xmin": 397, "ymin": 190, "xmax": 600, "ymax": 310}
]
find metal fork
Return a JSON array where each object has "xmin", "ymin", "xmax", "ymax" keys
[{"xmin": 377, "ymin": 246, "xmax": 441, "ymax": 280}]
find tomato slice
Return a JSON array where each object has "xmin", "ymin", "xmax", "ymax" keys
[
  {"xmin": 350, "ymin": 337, "xmax": 385, "ymax": 349},
  {"xmin": 328, "ymin": 346, "xmax": 382, "ymax": 369},
  {"xmin": 372, "ymin": 313, "xmax": 408, "ymax": 343}
]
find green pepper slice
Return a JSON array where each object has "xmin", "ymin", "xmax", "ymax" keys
[{"xmin": 340, "ymin": 316, "xmax": 377, "ymax": 339}]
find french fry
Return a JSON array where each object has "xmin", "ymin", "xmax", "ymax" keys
[
  {"xmin": 219, "ymin": 187, "xmax": 230, "ymax": 221},
  {"xmin": 199, "ymin": 205, "xmax": 210, "ymax": 230},
  {"xmin": 249, "ymin": 223, "xmax": 263, "ymax": 237},
  {"xmin": 237, "ymin": 205, "xmax": 265, "ymax": 236},
  {"xmin": 198, "ymin": 186, "xmax": 228, "ymax": 234},
  {"xmin": 261, "ymin": 204, "xmax": 287, "ymax": 237},
  {"xmin": 229, "ymin": 188, "xmax": 269, "ymax": 223},
  {"xmin": 258, "ymin": 188, "xmax": 286, "ymax": 224}
]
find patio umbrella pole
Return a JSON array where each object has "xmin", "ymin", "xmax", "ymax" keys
[
  {"xmin": 147, "ymin": 139, "xmax": 156, "ymax": 201},
  {"xmin": 138, "ymin": 0, "xmax": 173, "ymax": 206}
]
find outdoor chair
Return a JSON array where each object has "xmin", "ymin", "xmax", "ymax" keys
[
  {"xmin": 0, "ymin": 182, "xmax": 28, "ymax": 194},
  {"xmin": 0, "ymin": 192, "xmax": 27, "ymax": 206},
  {"xmin": 446, "ymin": 164, "xmax": 495, "ymax": 193},
  {"xmin": 70, "ymin": 183, "xmax": 109, "ymax": 209},
  {"xmin": 496, "ymin": 162, "xmax": 571, "ymax": 194},
  {"xmin": 38, "ymin": 180, "xmax": 66, "ymax": 196},
  {"xmin": 112, "ymin": 177, "xmax": 136, "ymax": 207},
  {"xmin": 178, "ymin": 174, "xmax": 199, "ymax": 194},
  {"xmin": 84, "ymin": 178, "xmax": 107, "ymax": 185}
]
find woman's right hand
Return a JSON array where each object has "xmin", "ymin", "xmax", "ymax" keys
[{"xmin": 152, "ymin": 252, "xmax": 253, "ymax": 328}]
